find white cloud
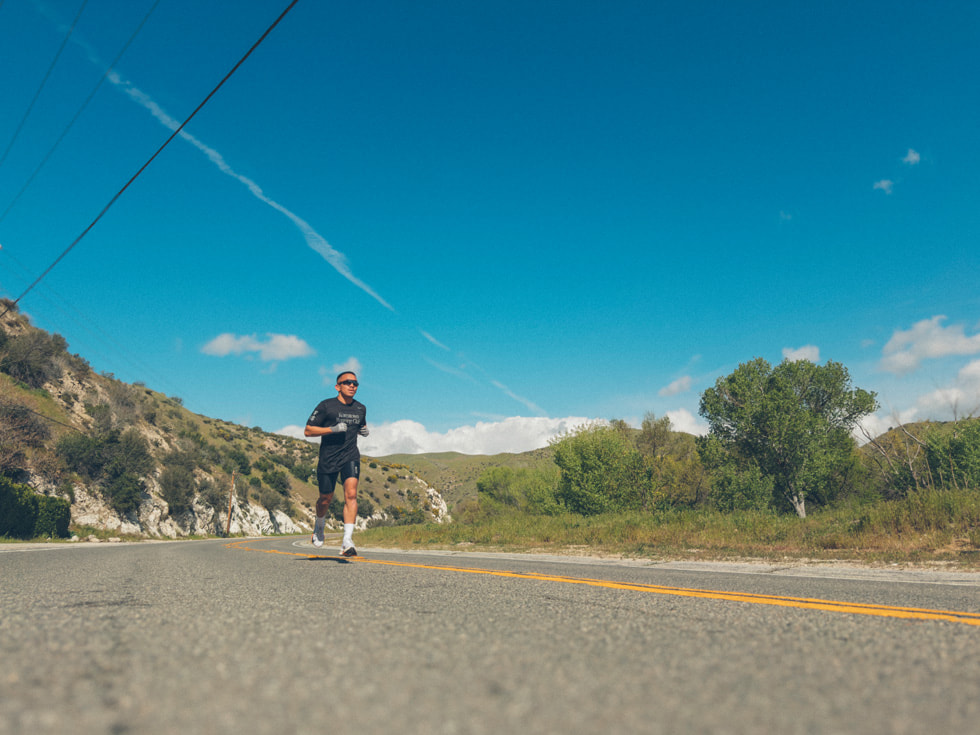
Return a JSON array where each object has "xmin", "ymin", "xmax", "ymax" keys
[
  {"xmin": 880, "ymin": 316, "xmax": 980, "ymax": 375},
  {"xmin": 873, "ymin": 179, "xmax": 894, "ymax": 195},
  {"xmin": 326, "ymin": 357, "xmax": 362, "ymax": 383},
  {"xmin": 858, "ymin": 357, "xmax": 980, "ymax": 442},
  {"xmin": 782, "ymin": 345, "xmax": 820, "ymax": 362},
  {"xmin": 279, "ymin": 416, "xmax": 598, "ymax": 455},
  {"xmin": 202, "ymin": 333, "xmax": 313, "ymax": 361},
  {"xmin": 664, "ymin": 408, "xmax": 708, "ymax": 437},
  {"xmin": 659, "ymin": 375, "xmax": 692, "ymax": 397},
  {"xmin": 902, "ymin": 148, "xmax": 921, "ymax": 165}
]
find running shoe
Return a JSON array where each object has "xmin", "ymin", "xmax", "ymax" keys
[
  {"xmin": 311, "ymin": 525, "xmax": 324, "ymax": 548},
  {"xmin": 340, "ymin": 541, "xmax": 357, "ymax": 557}
]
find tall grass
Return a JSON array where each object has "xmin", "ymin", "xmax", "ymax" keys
[{"xmin": 359, "ymin": 487, "xmax": 980, "ymax": 566}]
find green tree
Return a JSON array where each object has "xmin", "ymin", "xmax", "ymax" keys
[
  {"xmin": 550, "ymin": 423, "xmax": 648, "ymax": 515},
  {"xmin": 698, "ymin": 358, "xmax": 877, "ymax": 518}
]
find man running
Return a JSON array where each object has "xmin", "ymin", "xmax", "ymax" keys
[{"xmin": 305, "ymin": 371, "xmax": 368, "ymax": 556}]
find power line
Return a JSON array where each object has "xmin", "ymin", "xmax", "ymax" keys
[
  {"xmin": 0, "ymin": 0, "xmax": 163, "ymax": 225},
  {"xmin": 0, "ymin": 0, "xmax": 90, "ymax": 171},
  {"xmin": 0, "ymin": 0, "xmax": 300, "ymax": 320}
]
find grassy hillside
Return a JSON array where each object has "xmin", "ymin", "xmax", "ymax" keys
[
  {"xmin": 376, "ymin": 447, "xmax": 556, "ymax": 510},
  {"xmin": 0, "ymin": 301, "xmax": 442, "ymax": 536}
]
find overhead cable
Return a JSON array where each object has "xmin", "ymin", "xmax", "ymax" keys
[
  {"xmin": 0, "ymin": 0, "xmax": 300, "ymax": 320},
  {"xmin": 0, "ymin": 0, "xmax": 163, "ymax": 225},
  {"xmin": 0, "ymin": 0, "xmax": 90, "ymax": 171}
]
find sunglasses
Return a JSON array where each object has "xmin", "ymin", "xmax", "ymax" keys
[{"xmin": 339, "ymin": 380, "xmax": 359, "ymax": 387}]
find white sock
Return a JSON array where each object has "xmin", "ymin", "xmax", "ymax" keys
[
  {"xmin": 343, "ymin": 523, "xmax": 354, "ymax": 544},
  {"xmin": 314, "ymin": 516, "xmax": 326, "ymax": 531}
]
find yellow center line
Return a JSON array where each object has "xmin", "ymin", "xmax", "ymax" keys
[{"xmin": 225, "ymin": 539, "xmax": 980, "ymax": 627}]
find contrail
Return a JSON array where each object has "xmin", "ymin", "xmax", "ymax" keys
[
  {"xmin": 99, "ymin": 36, "xmax": 551, "ymax": 412},
  {"xmin": 113, "ymin": 75, "xmax": 394, "ymax": 311}
]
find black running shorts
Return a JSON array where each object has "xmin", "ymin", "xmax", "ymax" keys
[{"xmin": 316, "ymin": 459, "xmax": 360, "ymax": 495}]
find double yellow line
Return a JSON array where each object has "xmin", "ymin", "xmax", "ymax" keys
[{"xmin": 226, "ymin": 539, "xmax": 980, "ymax": 627}]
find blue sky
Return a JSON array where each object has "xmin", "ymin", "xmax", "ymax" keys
[{"xmin": 2, "ymin": 0, "xmax": 979, "ymax": 455}]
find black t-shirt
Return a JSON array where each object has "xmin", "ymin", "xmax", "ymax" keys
[{"xmin": 307, "ymin": 397, "xmax": 366, "ymax": 472}]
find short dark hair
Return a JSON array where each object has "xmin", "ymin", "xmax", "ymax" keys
[{"xmin": 336, "ymin": 371, "xmax": 357, "ymax": 384}]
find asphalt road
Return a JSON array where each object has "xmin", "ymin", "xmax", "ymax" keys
[{"xmin": 2, "ymin": 537, "xmax": 978, "ymax": 735}]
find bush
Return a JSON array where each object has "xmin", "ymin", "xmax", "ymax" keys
[
  {"xmin": 103, "ymin": 472, "xmax": 144, "ymax": 515},
  {"xmin": 263, "ymin": 469, "xmax": 291, "ymax": 494},
  {"xmin": 35, "ymin": 494, "xmax": 70, "ymax": 538},
  {"xmin": 926, "ymin": 419, "xmax": 980, "ymax": 490},
  {"xmin": 257, "ymin": 486, "xmax": 285, "ymax": 513},
  {"xmin": 551, "ymin": 424, "xmax": 648, "ymax": 515},
  {"xmin": 0, "ymin": 475, "xmax": 38, "ymax": 537},
  {"xmin": 159, "ymin": 466, "xmax": 196, "ymax": 516},
  {"xmin": 0, "ymin": 477, "xmax": 70, "ymax": 539},
  {"xmin": 56, "ymin": 429, "xmax": 153, "ymax": 515},
  {"xmin": 476, "ymin": 466, "xmax": 562, "ymax": 516},
  {"xmin": 0, "ymin": 329, "xmax": 67, "ymax": 389}
]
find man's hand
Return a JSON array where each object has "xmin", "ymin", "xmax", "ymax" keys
[
  {"xmin": 359, "ymin": 425, "xmax": 370, "ymax": 437},
  {"xmin": 331, "ymin": 422, "xmax": 348, "ymax": 433}
]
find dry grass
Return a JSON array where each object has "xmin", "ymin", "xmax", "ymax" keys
[{"xmin": 358, "ymin": 487, "xmax": 980, "ymax": 569}]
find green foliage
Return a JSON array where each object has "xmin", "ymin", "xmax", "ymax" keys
[
  {"xmin": 926, "ymin": 419, "xmax": 980, "ymax": 490},
  {"xmin": 699, "ymin": 358, "xmax": 877, "ymax": 517},
  {"xmin": 35, "ymin": 494, "xmax": 70, "ymax": 538},
  {"xmin": 198, "ymin": 478, "xmax": 226, "ymax": 512},
  {"xmin": 262, "ymin": 469, "xmax": 291, "ymax": 494},
  {"xmin": 0, "ymin": 476, "xmax": 70, "ymax": 539},
  {"xmin": 0, "ymin": 475, "xmax": 39, "ymax": 537},
  {"xmin": 56, "ymin": 432, "xmax": 103, "ymax": 480},
  {"xmin": 289, "ymin": 463, "xmax": 314, "ymax": 482},
  {"xmin": 256, "ymin": 486, "xmax": 285, "ymax": 513},
  {"xmin": 551, "ymin": 424, "xmax": 649, "ymax": 515},
  {"xmin": 698, "ymin": 435, "xmax": 774, "ymax": 512},
  {"xmin": 476, "ymin": 466, "xmax": 562, "ymax": 516},
  {"xmin": 159, "ymin": 466, "xmax": 196, "ymax": 515},
  {"xmin": 103, "ymin": 472, "xmax": 144, "ymax": 515},
  {"xmin": 56, "ymin": 427, "xmax": 153, "ymax": 515}
]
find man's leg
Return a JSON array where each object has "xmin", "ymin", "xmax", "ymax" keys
[
  {"xmin": 340, "ymin": 476, "xmax": 358, "ymax": 555},
  {"xmin": 316, "ymin": 492, "xmax": 334, "ymax": 519},
  {"xmin": 342, "ymin": 477, "xmax": 358, "ymax": 524},
  {"xmin": 312, "ymin": 471, "xmax": 338, "ymax": 548}
]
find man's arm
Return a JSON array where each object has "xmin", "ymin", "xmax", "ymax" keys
[{"xmin": 304, "ymin": 423, "xmax": 347, "ymax": 437}]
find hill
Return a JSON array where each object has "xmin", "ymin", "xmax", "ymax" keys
[
  {"xmin": 376, "ymin": 447, "xmax": 557, "ymax": 510},
  {"xmin": 0, "ymin": 301, "xmax": 447, "ymax": 539}
]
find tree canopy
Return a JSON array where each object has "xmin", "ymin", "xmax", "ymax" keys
[{"xmin": 698, "ymin": 358, "xmax": 878, "ymax": 517}]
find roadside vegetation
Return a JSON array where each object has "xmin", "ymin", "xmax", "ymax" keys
[
  {"xmin": 362, "ymin": 359, "xmax": 980, "ymax": 568},
  {"xmin": 3, "ymin": 301, "xmax": 978, "ymax": 566}
]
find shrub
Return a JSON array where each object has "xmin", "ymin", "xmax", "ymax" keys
[
  {"xmin": 104, "ymin": 472, "xmax": 144, "ymax": 515},
  {"xmin": 551, "ymin": 424, "xmax": 648, "ymax": 515},
  {"xmin": 257, "ymin": 486, "xmax": 285, "ymax": 513},
  {"xmin": 35, "ymin": 494, "xmax": 70, "ymax": 538},
  {"xmin": 0, "ymin": 475, "xmax": 38, "ymax": 537},
  {"xmin": 159, "ymin": 466, "xmax": 196, "ymax": 516},
  {"xmin": 0, "ymin": 329, "xmax": 67, "ymax": 389},
  {"xmin": 263, "ymin": 469, "xmax": 291, "ymax": 494}
]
